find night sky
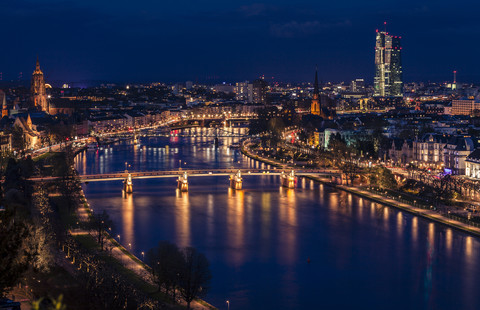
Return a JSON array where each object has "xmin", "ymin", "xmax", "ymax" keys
[{"xmin": 1, "ymin": 0, "xmax": 479, "ymax": 84}]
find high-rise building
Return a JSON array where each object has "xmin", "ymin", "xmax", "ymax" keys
[
  {"xmin": 252, "ymin": 78, "xmax": 268, "ymax": 104},
  {"xmin": 235, "ymin": 81, "xmax": 253, "ymax": 103},
  {"xmin": 311, "ymin": 69, "xmax": 320, "ymax": 115},
  {"xmin": 350, "ymin": 79, "xmax": 365, "ymax": 92},
  {"xmin": 374, "ymin": 29, "xmax": 403, "ymax": 97},
  {"xmin": 31, "ymin": 57, "xmax": 49, "ymax": 113}
]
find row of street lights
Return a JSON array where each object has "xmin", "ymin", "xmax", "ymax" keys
[{"xmin": 116, "ymin": 234, "xmax": 145, "ymax": 261}]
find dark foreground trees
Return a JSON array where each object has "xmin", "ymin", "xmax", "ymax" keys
[
  {"xmin": 179, "ymin": 247, "xmax": 212, "ymax": 309},
  {"xmin": 90, "ymin": 210, "xmax": 113, "ymax": 251},
  {"xmin": 146, "ymin": 241, "xmax": 211, "ymax": 309},
  {"xmin": 0, "ymin": 210, "xmax": 33, "ymax": 296}
]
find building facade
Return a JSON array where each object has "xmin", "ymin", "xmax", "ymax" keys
[
  {"xmin": 234, "ymin": 82, "xmax": 253, "ymax": 103},
  {"xmin": 31, "ymin": 58, "xmax": 49, "ymax": 113},
  {"xmin": 252, "ymin": 79, "xmax": 267, "ymax": 104},
  {"xmin": 465, "ymin": 149, "xmax": 480, "ymax": 179},
  {"xmin": 443, "ymin": 136, "xmax": 475, "ymax": 175},
  {"xmin": 374, "ymin": 30, "xmax": 403, "ymax": 97},
  {"xmin": 389, "ymin": 138, "xmax": 413, "ymax": 165},
  {"xmin": 412, "ymin": 134, "xmax": 450, "ymax": 169},
  {"xmin": 450, "ymin": 99, "xmax": 480, "ymax": 115}
]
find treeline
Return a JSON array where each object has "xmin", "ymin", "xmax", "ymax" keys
[
  {"xmin": 146, "ymin": 241, "xmax": 212, "ymax": 310},
  {"xmin": 0, "ymin": 154, "xmax": 57, "ymax": 297}
]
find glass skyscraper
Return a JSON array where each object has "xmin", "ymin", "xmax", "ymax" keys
[{"xmin": 374, "ymin": 30, "xmax": 403, "ymax": 97}]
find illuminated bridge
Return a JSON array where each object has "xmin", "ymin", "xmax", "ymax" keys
[
  {"xmin": 30, "ymin": 168, "xmax": 340, "ymax": 183},
  {"xmin": 79, "ymin": 168, "xmax": 339, "ymax": 182}
]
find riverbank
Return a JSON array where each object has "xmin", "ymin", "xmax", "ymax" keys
[
  {"xmin": 75, "ymin": 163, "xmax": 216, "ymax": 309},
  {"xmin": 241, "ymin": 139, "xmax": 480, "ymax": 238}
]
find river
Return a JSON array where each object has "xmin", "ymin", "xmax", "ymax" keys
[{"xmin": 75, "ymin": 128, "xmax": 480, "ymax": 310}]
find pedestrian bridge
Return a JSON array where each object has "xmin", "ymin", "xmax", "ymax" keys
[{"xmin": 78, "ymin": 168, "xmax": 339, "ymax": 182}]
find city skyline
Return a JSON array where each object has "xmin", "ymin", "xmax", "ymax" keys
[{"xmin": 1, "ymin": 0, "xmax": 479, "ymax": 83}]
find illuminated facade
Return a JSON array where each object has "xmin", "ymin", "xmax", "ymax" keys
[
  {"xmin": 1, "ymin": 91, "xmax": 7, "ymax": 118},
  {"xmin": 31, "ymin": 57, "xmax": 49, "ymax": 113},
  {"xmin": 450, "ymin": 99, "xmax": 480, "ymax": 115},
  {"xmin": 374, "ymin": 30, "xmax": 403, "ymax": 97},
  {"xmin": 311, "ymin": 69, "xmax": 320, "ymax": 115}
]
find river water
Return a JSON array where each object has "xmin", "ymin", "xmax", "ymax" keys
[{"xmin": 75, "ymin": 128, "xmax": 480, "ymax": 310}]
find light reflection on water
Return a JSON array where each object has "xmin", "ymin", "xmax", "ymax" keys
[{"xmin": 76, "ymin": 134, "xmax": 480, "ymax": 310}]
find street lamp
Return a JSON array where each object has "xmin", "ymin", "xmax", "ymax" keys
[
  {"xmin": 141, "ymin": 251, "xmax": 145, "ymax": 261},
  {"xmin": 117, "ymin": 234, "xmax": 121, "ymax": 243},
  {"xmin": 226, "ymin": 300, "xmax": 230, "ymax": 310},
  {"xmin": 129, "ymin": 243, "xmax": 132, "ymax": 250}
]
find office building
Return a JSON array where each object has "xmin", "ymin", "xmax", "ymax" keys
[{"xmin": 374, "ymin": 30, "xmax": 403, "ymax": 97}]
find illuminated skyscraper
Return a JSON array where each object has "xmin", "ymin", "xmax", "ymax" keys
[{"xmin": 374, "ymin": 29, "xmax": 403, "ymax": 97}]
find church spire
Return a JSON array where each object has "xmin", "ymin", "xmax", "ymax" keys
[
  {"xmin": 314, "ymin": 66, "xmax": 319, "ymax": 96},
  {"xmin": 310, "ymin": 67, "xmax": 321, "ymax": 116},
  {"xmin": 1, "ymin": 91, "xmax": 7, "ymax": 118}
]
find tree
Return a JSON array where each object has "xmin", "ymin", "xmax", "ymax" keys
[
  {"xmin": 328, "ymin": 133, "xmax": 348, "ymax": 167},
  {"xmin": 431, "ymin": 174, "xmax": 454, "ymax": 207},
  {"xmin": 370, "ymin": 166, "xmax": 397, "ymax": 190},
  {"xmin": 11, "ymin": 125, "xmax": 25, "ymax": 151},
  {"xmin": 341, "ymin": 161, "xmax": 360, "ymax": 186},
  {"xmin": 146, "ymin": 241, "xmax": 183, "ymax": 300},
  {"xmin": 91, "ymin": 210, "xmax": 113, "ymax": 250},
  {"xmin": 267, "ymin": 117, "xmax": 285, "ymax": 148},
  {"xmin": 178, "ymin": 247, "xmax": 212, "ymax": 310},
  {"xmin": 0, "ymin": 210, "xmax": 33, "ymax": 296}
]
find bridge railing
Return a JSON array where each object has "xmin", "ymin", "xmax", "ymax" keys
[{"xmin": 78, "ymin": 168, "xmax": 339, "ymax": 180}]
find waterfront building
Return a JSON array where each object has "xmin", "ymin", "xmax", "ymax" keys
[
  {"xmin": 389, "ymin": 138, "xmax": 413, "ymax": 166},
  {"xmin": 412, "ymin": 134, "xmax": 450, "ymax": 169},
  {"xmin": 31, "ymin": 57, "xmax": 49, "ymax": 113},
  {"xmin": 374, "ymin": 29, "xmax": 403, "ymax": 97},
  {"xmin": 443, "ymin": 136, "xmax": 475, "ymax": 175},
  {"xmin": 88, "ymin": 115, "xmax": 127, "ymax": 133},
  {"xmin": 465, "ymin": 149, "xmax": 480, "ymax": 179}
]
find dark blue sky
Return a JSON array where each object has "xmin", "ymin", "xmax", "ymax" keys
[{"xmin": 1, "ymin": 0, "xmax": 479, "ymax": 84}]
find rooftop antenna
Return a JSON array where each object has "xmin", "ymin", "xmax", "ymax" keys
[
  {"xmin": 384, "ymin": 21, "xmax": 387, "ymax": 32},
  {"xmin": 453, "ymin": 70, "xmax": 457, "ymax": 84}
]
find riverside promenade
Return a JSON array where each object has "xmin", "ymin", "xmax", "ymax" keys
[
  {"xmin": 74, "ymin": 188, "xmax": 214, "ymax": 310},
  {"xmin": 241, "ymin": 139, "xmax": 480, "ymax": 238}
]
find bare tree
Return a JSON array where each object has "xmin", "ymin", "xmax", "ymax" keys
[
  {"xmin": 178, "ymin": 247, "xmax": 211, "ymax": 310},
  {"xmin": 146, "ymin": 241, "xmax": 183, "ymax": 300},
  {"xmin": 90, "ymin": 210, "xmax": 113, "ymax": 251}
]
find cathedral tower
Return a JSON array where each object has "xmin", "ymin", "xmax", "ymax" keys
[
  {"xmin": 1, "ymin": 91, "xmax": 7, "ymax": 118},
  {"xmin": 31, "ymin": 57, "xmax": 49, "ymax": 113},
  {"xmin": 311, "ymin": 69, "xmax": 321, "ymax": 115}
]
